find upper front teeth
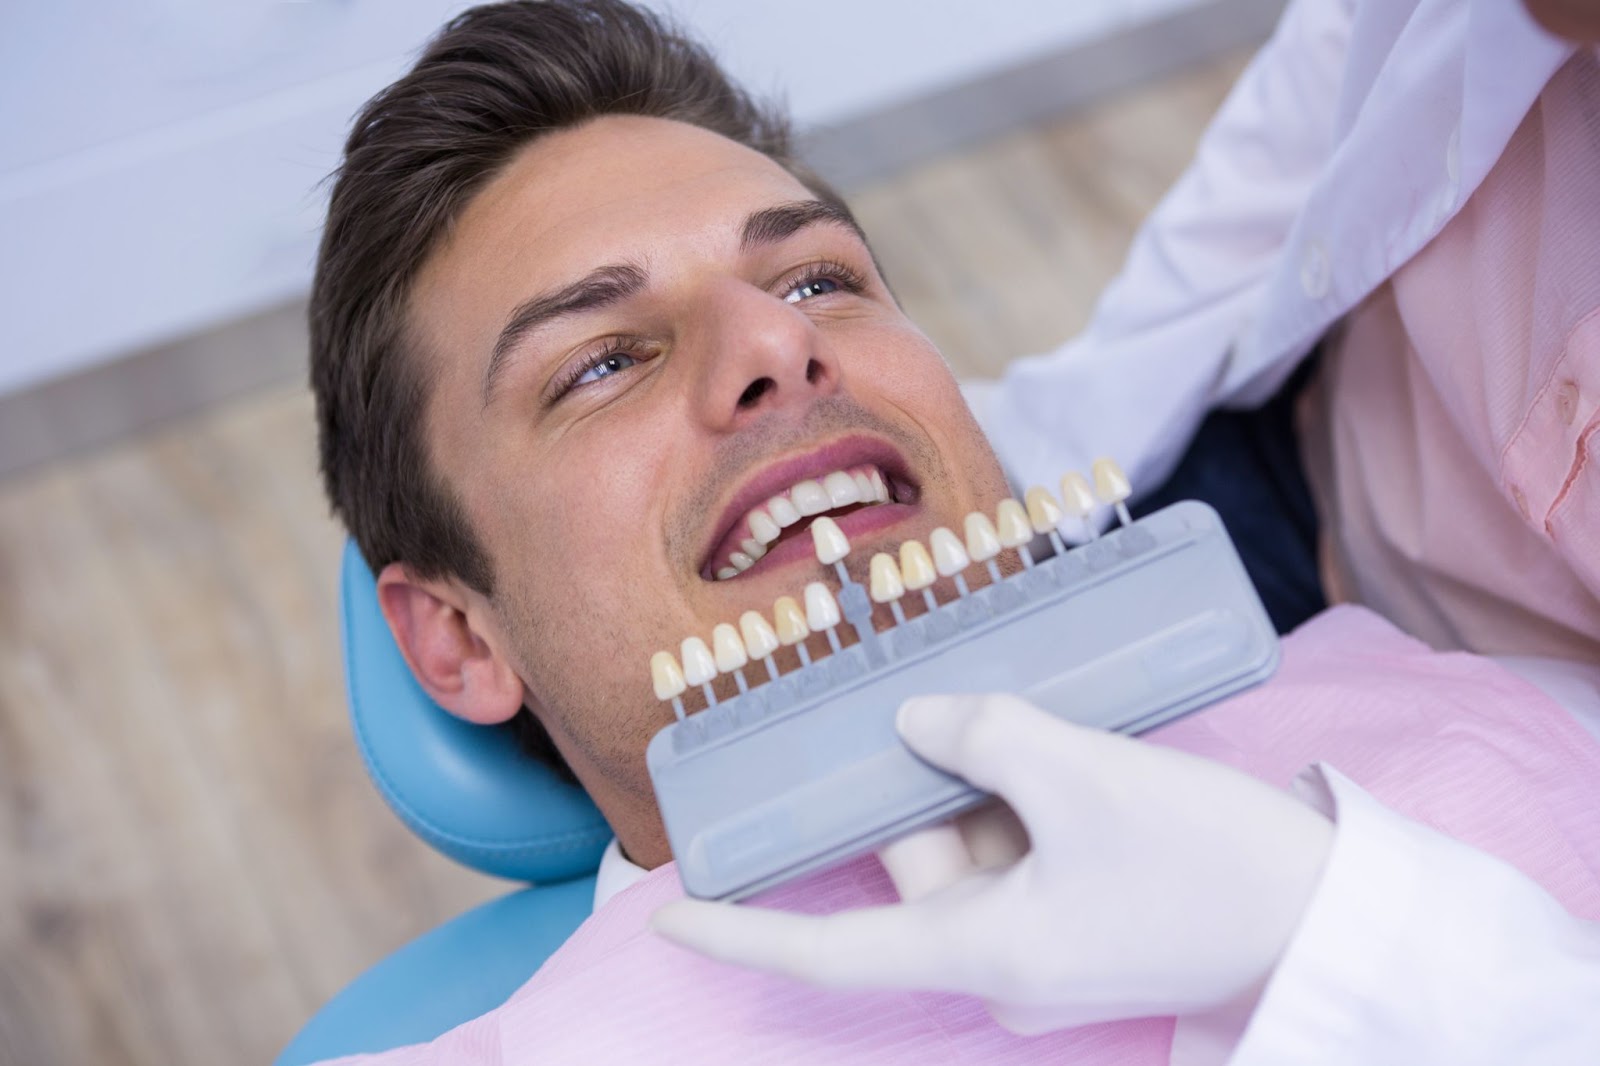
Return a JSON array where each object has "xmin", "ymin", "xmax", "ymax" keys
[{"xmin": 716, "ymin": 463, "xmax": 892, "ymax": 580}]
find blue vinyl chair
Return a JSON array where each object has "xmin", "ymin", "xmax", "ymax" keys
[{"xmin": 274, "ymin": 542, "xmax": 613, "ymax": 1065}]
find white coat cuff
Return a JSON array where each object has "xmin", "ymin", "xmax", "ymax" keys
[{"xmin": 1227, "ymin": 763, "xmax": 1600, "ymax": 1064}]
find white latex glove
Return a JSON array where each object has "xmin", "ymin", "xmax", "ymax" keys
[{"xmin": 652, "ymin": 693, "xmax": 1334, "ymax": 1034}]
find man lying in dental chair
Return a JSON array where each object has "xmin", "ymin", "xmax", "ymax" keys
[{"xmin": 309, "ymin": 0, "xmax": 1600, "ymax": 1061}]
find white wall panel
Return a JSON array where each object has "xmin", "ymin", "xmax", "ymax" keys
[{"xmin": 0, "ymin": 0, "xmax": 1206, "ymax": 396}]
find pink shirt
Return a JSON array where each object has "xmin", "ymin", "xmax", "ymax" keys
[
  {"xmin": 1306, "ymin": 49, "xmax": 1600, "ymax": 660},
  {"xmin": 322, "ymin": 606, "xmax": 1600, "ymax": 1065}
]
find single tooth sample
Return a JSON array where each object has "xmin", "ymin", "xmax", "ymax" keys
[
  {"xmin": 1025, "ymin": 486, "xmax": 1063, "ymax": 533},
  {"xmin": 741, "ymin": 538, "xmax": 767, "ymax": 561},
  {"xmin": 680, "ymin": 635, "xmax": 718, "ymax": 705},
  {"xmin": 790, "ymin": 479, "xmax": 830, "ymax": 516},
  {"xmin": 1025, "ymin": 486, "xmax": 1067, "ymax": 555},
  {"xmin": 964, "ymin": 512, "xmax": 1001, "ymax": 561},
  {"xmin": 773, "ymin": 595, "xmax": 813, "ymax": 666},
  {"xmin": 729, "ymin": 550, "xmax": 755, "ymax": 571},
  {"xmin": 964, "ymin": 511, "xmax": 1005, "ymax": 585},
  {"xmin": 1060, "ymin": 471, "xmax": 1095, "ymax": 517},
  {"xmin": 1059, "ymin": 470, "xmax": 1097, "ymax": 540},
  {"xmin": 869, "ymin": 552, "xmax": 909, "ymax": 626},
  {"xmin": 899, "ymin": 540, "xmax": 936, "ymax": 590},
  {"xmin": 811, "ymin": 514, "xmax": 851, "ymax": 565},
  {"xmin": 804, "ymin": 581, "xmax": 844, "ymax": 652},
  {"xmin": 929, "ymin": 526, "xmax": 973, "ymax": 597},
  {"xmin": 870, "ymin": 550, "xmax": 908, "ymax": 627},
  {"xmin": 1092, "ymin": 456, "xmax": 1134, "ymax": 526},
  {"xmin": 995, "ymin": 499, "xmax": 1035, "ymax": 568},
  {"xmin": 712, "ymin": 622, "xmax": 750, "ymax": 693},
  {"xmin": 651, "ymin": 650, "xmax": 688, "ymax": 721},
  {"xmin": 1092, "ymin": 456, "xmax": 1132, "ymax": 502},
  {"xmin": 899, "ymin": 539, "xmax": 940, "ymax": 613},
  {"xmin": 739, "ymin": 610, "xmax": 781, "ymax": 681},
  {"xmin": 822, "ymin": 470, "xmax": 861, "ymax": 507},
  {"xmin": 712, "ymin": 623, "xmax": 748, "ymax": 671},
  {"xmin": 767, "ymin": 495, "xmax": 802, "ymax": 528},
  {"xmin": 869, "ymin": 552, "xmax": 905, "ymax": 601},
  {"xmin": 749, "ymin": 509, "xmax": 782, "ymax": 545}
]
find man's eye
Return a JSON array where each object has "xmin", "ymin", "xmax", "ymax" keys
[
  {"xmin": 783, "ymin": 276, "xmax": 843, "ymax": 303},
  {"xmin": 573, "ymin": 351, "xmax": 639, "ymax": 387}
]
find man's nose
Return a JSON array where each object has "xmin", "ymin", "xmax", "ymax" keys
[{"xmin": 686, "ymin": 280, "xmax": 842, "ymax": 432}]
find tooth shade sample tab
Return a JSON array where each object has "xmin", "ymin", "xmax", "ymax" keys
[
  {"xmin": 773, "ymin": 596, "xmax": 810, "ymax": 645},
  {"xmin": 869, "ymin": 552, "xmax": 905, "ymax": 602},
  {"xmin": 790, "ymin": 480, "xmax": 830, "ymax": 516},
  {"xmin": 679, "ymin": 636, "xmax": 717, "ymax": 686},
  {"xmin": 739, "ymin": 610, "xmax": 780, "ymax": 659},
  {"xmin": 964, "ymin": 512, "xmax": 1002, "ymax": 562},
  {"xmin": 995, "ymin": 499, "xmax": 1033, "ymax": 548},
  {"xmin": 929, "ymin": 527, "xmax": 970, "ymax": 577},
  {"xmin": 712, "ymin": 623, "xmax": 748, "ymax": 672},
  {"xmin": 822, "ymin": 470, "xmax": 861, "ymax": 507},
  {"xmin": 1059, "ymin": 471, "xmax": 1096, "ymax": 517},
  {"xmin": 1025, "ymin": 486, "xmax": 1064, "ymax": 533},
  {"xmin": 899, "ymin": 540, "xmax": 937, "ymax": 590},
  {"xmin": 810, "ymin": 515, "xmax": 850, "ymax": 565},
  {"xmin": 650, "ymin": 651, "xmax": 687, "ymax": 700},
  {"xmin": 804, "ymin": 582, "xmax": 842, "ymax": 629},
  {"xmin": 767, "ymin": 495, "xmax": 802, "ymax": 528},
  {"xmin": 1093, "ymin": 457, "xmax": 1132, "ymax": 503}
]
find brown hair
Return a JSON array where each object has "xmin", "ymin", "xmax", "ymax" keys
[{"xmin": 310, "ymin": 0, "xmax": 843, "ymax": 778}]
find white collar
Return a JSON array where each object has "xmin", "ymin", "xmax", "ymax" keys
[{"xmin": 593, "ymin": 837, "xmax": 649, "ymax": 912}]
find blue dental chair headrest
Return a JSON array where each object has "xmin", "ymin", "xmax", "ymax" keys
[
  {"xmin": 275, "ymin": 544, "xmax": 613, "ymax": 1065},
  {"xmin": 340, "ymin": 539, "xmax": 612, "ymax": 881}
]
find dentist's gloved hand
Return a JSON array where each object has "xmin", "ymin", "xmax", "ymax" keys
[{"xmin": 652, "ymin": 693, "xmax": 1334, "ymax": 1034}]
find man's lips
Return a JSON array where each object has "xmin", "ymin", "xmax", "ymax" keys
[{"xmin": 698, "ymin": 435, "xmax": 920, "ymax": 581}]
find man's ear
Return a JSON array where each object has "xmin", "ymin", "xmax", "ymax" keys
[{"xmin": 375, "ymin": 562, "xmax": 525, "ymax": 726}]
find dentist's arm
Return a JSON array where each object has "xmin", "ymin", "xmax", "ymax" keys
[{"xmin": 970, "ymin": 0, "xmax": 1355, "ymax": 495}]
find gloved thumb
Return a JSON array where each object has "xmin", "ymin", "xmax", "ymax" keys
[{"xmin": 896, "ymin": 693, "xmax": 1081, "ymax": 820}]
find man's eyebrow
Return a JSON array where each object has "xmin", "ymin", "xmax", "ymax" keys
[
  {"xmin": 482, "ymin": 262, "xmax": 648, "ymax": 407},
  {"xmin": 740, "ymin": 199, "xmax": 866, "ymax": 252}
]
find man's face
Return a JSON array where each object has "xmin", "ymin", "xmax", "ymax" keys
[{"xmin": 410, "ymin": 115, "xmax": 1011, "ymax": 865}]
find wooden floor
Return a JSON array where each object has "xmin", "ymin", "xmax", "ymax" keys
[{"xmin": 0, "ymin": 51, "xmax": 1246, "ymax": 1066}]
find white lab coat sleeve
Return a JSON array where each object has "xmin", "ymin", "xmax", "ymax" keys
[
  {"xmin": 966, "ymin": 0, "xmax": 1356, "ymax": 496},
  {"xmin": 1226, "ymin": 764, "xmax": 1600, "ymax": 1065}
]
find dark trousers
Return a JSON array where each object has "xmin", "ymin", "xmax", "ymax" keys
[{"xmin": 1129, "ymin": 359, "xmax": 1327, "ymax": 635}]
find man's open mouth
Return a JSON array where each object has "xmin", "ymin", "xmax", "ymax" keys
[{"xmin": 699, "ymin": 440, "xmax": 920, "ymax": 582}]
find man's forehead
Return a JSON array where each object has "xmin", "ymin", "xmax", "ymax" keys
[{"xmin": 443, "ymin": 115, "xmax": 814, "ymax": 281}]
